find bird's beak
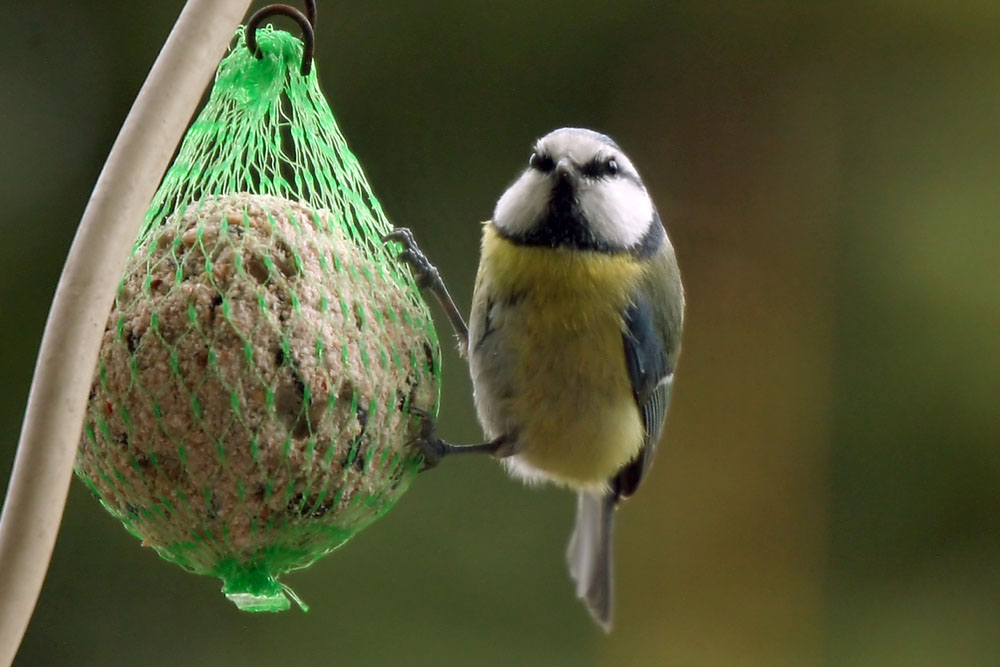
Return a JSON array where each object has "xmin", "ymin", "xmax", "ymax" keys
[{"xmin": 555, "ymin": 158, "xmax": 574, "ymax": 181}]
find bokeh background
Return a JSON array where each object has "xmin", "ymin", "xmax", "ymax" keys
[{"xmin": 2, "ymin": 2, "xmax": 999, "ymax": 665}]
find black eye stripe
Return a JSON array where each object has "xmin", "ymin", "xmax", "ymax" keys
[
  {"xmin": 581, "ymin": 156, "xmax": 622, "ymax": 179},
  {"xmin": 529, "ymin": 152, "xmax": 555, "ymax": 172}
]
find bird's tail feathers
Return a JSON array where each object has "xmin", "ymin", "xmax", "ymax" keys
[{"xmin": 567, "ymin": 491, "xmax": 616, "ymax": 631}]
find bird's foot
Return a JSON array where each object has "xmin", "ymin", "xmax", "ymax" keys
[
  {"xmin": 382, "ymin": 227, "xmax": 471, "ymax": 351},
  {"xmin": 407, "ymin": 407, "xmax": 449, "ymax": 471},
  {"xmin": 406, "ymin": 407, "xmax": 513, "ymax": 471},
  {"xmin": 382, "ymin": 228, "xmax": 443, "ymax": 292}
]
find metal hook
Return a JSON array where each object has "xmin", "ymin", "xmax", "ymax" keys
[
  {"xmin": 304, "ymin": 0, "xmax": 317, "ymax": 28},
  {"xmin": 246, "ymin": 2, "xmax": 317, "ymax": 76}
]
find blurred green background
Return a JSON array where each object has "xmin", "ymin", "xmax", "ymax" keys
[{"xmin": 2, "ymin": 1, "xmax": 999, "ymax": 665}]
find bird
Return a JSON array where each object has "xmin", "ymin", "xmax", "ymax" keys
[{"xmin": 384, "ymin": 127, "xmax": 684, "ymax": 630}]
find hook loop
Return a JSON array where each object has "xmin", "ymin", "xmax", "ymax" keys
[{"xmin": 246, "ymin": 1, "xmax": 317, "ymax": 76}]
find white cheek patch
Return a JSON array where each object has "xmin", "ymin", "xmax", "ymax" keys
[
  {"xmin": 493, "ymin": 171, "xmax": 549, "ymax": 236},
  {"xmin": 578, "ymin": 178, "xmax": 653, "ymax": 248}
]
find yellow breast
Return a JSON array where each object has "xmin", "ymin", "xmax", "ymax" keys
[{"xmin": 473, "ymin": 225, "xmax": 646, "ymax": 491}]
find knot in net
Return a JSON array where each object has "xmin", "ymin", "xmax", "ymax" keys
[{"xmin": 75, "ymin": 27, "xmax": 440, "ymax": 612}]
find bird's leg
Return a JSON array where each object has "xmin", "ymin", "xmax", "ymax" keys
[
  {"xmin": 383, "ymin": 227, "xmax": 470, "ymax": 355},
  {"xmin": 407, "ymin": 408, "xmax": 513, "ymax": 471},
  {"xmin": 385, "ymin": 231, "xmax": 504, "ymax": 470}
]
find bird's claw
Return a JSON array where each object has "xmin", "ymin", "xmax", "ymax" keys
[
  {"xmin": 382, "ymin": 227, "xmax": 471, "ymax": 351},
  {"xmin": 383, "ymin": 228, "xmax": 440, "ymax": 290},
  {"xmin": 406, "ymin": 406, "xmax": 446, "ymax": 471}
]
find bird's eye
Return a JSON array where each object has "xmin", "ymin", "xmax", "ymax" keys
[
  {"xmin": 582, "ymin": 156, "xmax": 621, "ymax": 179},
  {"xmin": 529, "ymin": 152, "xmax": 555, "ymax": 172}
]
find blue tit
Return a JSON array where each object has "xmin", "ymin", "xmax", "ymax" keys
[{"xmin": 385, "ymin": 127, "xmax": 683, "ymax": 631}]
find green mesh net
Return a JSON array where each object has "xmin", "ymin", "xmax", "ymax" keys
[{"xmin": 75, "ymin": 27, "xmax": 441, "ymax": 612}]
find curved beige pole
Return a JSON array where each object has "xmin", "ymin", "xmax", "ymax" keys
[{"xmin": 0, "ymin": 1, "xmax": 252, "ymax": 664}]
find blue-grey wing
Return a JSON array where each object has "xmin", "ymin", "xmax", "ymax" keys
[{"xmin": 616, "ymin": 290, "xmax": 675, "ymax": 500}]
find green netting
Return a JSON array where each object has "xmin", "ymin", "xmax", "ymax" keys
[{"xmin": 75, "ymin": 27, "xmax": 441, "ymax": 612}]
